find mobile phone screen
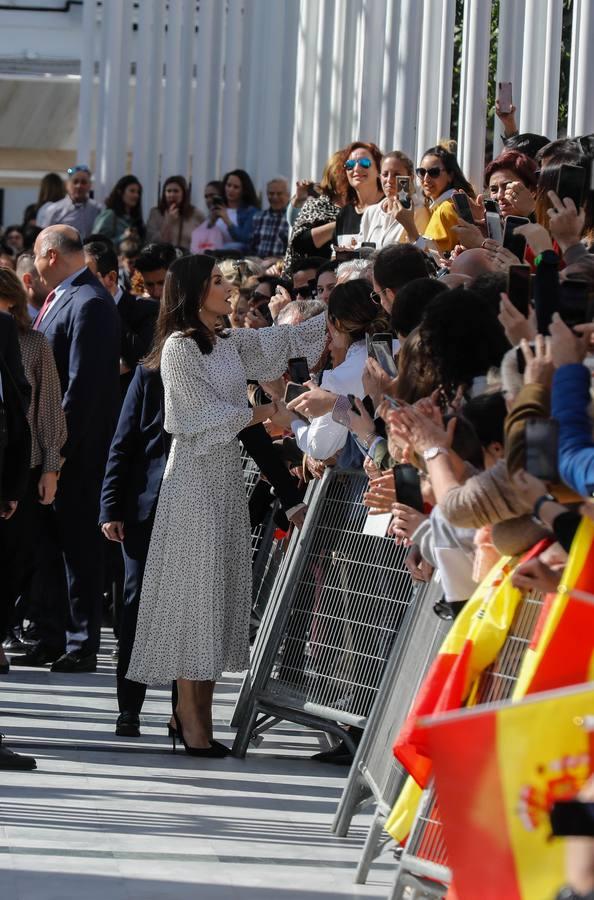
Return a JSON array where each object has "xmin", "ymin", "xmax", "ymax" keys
[
  {"xmin": 486, "ymin": 211, "xmax": 503, "ymax": 243},
  {"xmin": 452, "ymin": 192, "xmax": 474, "ymax": 225},
  {"xmin": 484, "ymin": 199, "xmax": 500, "ymax": 215},
  {"xmin": 371, "ymin": 333, "xmax": 397, "ymax": 378},
  {"xmin": 396, "ymin": 176, "xmax": 411, "ymax": 209},
  {"xmin": 524, "ymin": 418, "xmax": 559, "ymax": 481},
  {"xmin": 503, "ymin": 215, "xmax": 529, "ymax": 261},
  {"xmin": 551, "ymin": 801, "xmax": 594, "ymax": 838},
  {"xmin": 288, "ymin": 356, "xmax": 310, "ymax": 384},
  {"xmin": 497, "ymin": 81, "xmax": 512, "ymax": 114},
  {"xmin": 393, "ymin": 464, "xmax": 424, "ymax": 512},
  {"xmin": 556, "ymin": 164, "xmax": 587, "ymax": 210},
  {"xmin": 507, "ymin": 264, "xmax": 531, "ymax": 317},
  {"xmin": 284, "ymin": 382, "xmax": 310, "ymax": 404}
]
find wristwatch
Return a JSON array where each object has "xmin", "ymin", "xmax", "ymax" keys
[
  {"xmin": 532, "ymin": 492, "xmax": 556, "ymax": 525},
  {"xmin": 422, "ymin": 446, "xmax": 449, "ymax": 462}
]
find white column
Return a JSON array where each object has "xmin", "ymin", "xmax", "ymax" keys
[
  {"xmin": 76, "ymin": 0, "xmax": 97, "ymax": 168},
  {"xmin": 291, "ymin": 0, "xmax": 321, "ymax": 184},
  {"xmin": 191, "ymin": 0, "xmax": 217, "ymax": 198},
  {"xmin": 132, "ymin": 0, "xmax": 165, "ymax": 207},
  {"xmin": 378, "ymin": 0, "xmax": 400, "ymax": 152},
  {"xmin": 392, "ymin": 0, "xmax": 423, "ymax": 161},
  {"xmin": 96, "ymin": 0, "xmax": 132, "ymax": 202},
  {"xmin": 334, "ymin": 0, "xmax": 362, "ymax": 151},
  {"xmin": 519, "ymin": 0, "xmax": 562, "ymax": 138},
  {"xmin": 568, "ymin": 0, "xmax": 594, "ymax": 136},
  {"xmin": 457, "ymin": 0, "xmax": 492, "ymax": 193},
  {"xmin": 493, "ymin": 0, "xmax": 525, "ymax": 156},
  {"xmin": 416, "ymin": 1, "xmax": 456, "ymax": 163},
  {"xmin": 161, "ymin": 0, "xmax": 195, "ymax": 180},
  {"xmin": 219, "ymin": 0, "xmax": 244, "ymax": 175},
  {"xmin": 310, "ymin": 0, "xmax": 336, "ymax": 180},
  {"xmin": 357, "ymin": 0, "xmax": 387, "ymax": 141},
  {"xmin": 276, "ymin": 0, "xmax": 300, "ymax": 181}
]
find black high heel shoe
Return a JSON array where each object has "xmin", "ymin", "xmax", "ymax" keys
[{"xmin": 172, "ymin": 712, "xmax": 230, "ymax": 758}]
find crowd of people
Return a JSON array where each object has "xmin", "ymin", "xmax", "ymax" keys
[{"xmin": 1, "ymin": 97, "xmax": 594, "ymax": 900}]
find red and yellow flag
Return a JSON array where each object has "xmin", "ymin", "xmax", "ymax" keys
[
  {"xmin": 514, "ymin": 516, "xmax": 594, "ymax": 697},
  {"xmin": 422, "ymin": 683, "xmax": 594, "ymax": 900}
]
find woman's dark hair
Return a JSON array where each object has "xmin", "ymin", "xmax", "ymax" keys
[
  {"xmin": 144, "ymin": 254, "xmax": 227, "ymax": 367},
  {"xmin": 0, "ymin": 266, "xmax": 30, "ymax": 332},
  {"xmin": 535, "ymin": 148, "xmax": 594, "ymax": 239},
  {"xmin": 222, "ymin": 169, "xmax": 260, "ymax": 209},
  {"xmin": 390, "ymin": 277, "xmax": 448, "ymax": 338},
  {"xmin": 470, "ymin": 271, "xmax": 508, "ymax": 320},
  {"xmin": 461, "ymin": 391, "xmax": 507, "ymax": 449},
  {"xmin": 316, "ymin": 260, "xmax": 339, "ymax": 281},
  {"xmin": 158, "ymin": 175, "xmax": 195, "ymax": 218},
  {"xmin": 393, "ymin": 328, "xmax": 440, "ymax": 403},
  {"xmin": 373, "ymin": 244, "xmax": 430, "ymax": 293},
  {"xmin": 105, "ymin": 175, "xmax": 145, "ymax": 234},
  {"xmin": 421, "ymin": 145, "xmax": 476, "ymax": 199},
  {"xmin": 38, "ymin": 172, "xmax": 65, "ymax": 206},
  {"xmin": 484, "ymin": 150, "xmax": 538, "ymax": 191},
  {"xmin": 447, "ymin": 414, "xmax": 484, "ymax": 470},
  {"xmin": 327, "ymin": 278, "xmax": 388, "ymax": 343},
  {"xmin": 341, "ymin": 141, "xmax": 383, "ymax": 203},
  {"xmin": 205, "ymin": 179, "xmax": 225, "ymax": 197},
  {"xmin": 420, "ymin": 287, "xmax": 509, "ymax": 397}
]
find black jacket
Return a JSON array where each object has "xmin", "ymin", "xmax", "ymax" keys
[{"xmin": 0, "ymin": 312, "xmax": 32, "ymax": 501}]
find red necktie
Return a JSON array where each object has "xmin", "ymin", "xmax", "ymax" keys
[{"xmin": 33, "ymin": 291, "xmax": 56, "ymax": 330}]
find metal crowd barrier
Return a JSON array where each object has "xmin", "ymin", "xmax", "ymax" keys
[
  {"xmin": 232, "ymin": 467, "xmax": 421, "ymax": 758},
  {"xmin": 388, "ymin": 587, "xmax": 545, "ymax": 899},
  {"xmin": 331, "ymin": 573, "xmax": 451, "ymax": 886}
]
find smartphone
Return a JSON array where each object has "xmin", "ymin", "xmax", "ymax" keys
[
  {"xmin": 551, "ymin": 801, "xmax": 594, "ymax": 838},
  {"xmin": 507, "ymin": 264, "xmax": 531, "ymax": 317},
  {"xmin": 334, "ymin": 247, "xmax": 359, "ymax": 264},
  {"xmin": 452, "ymin": 192, "xmax": 475, "ymax": 225},
  {"xmin": 288, "ymin": 356, "xmax": 310, "ymax": 384},
  {"xmin": 284, "ymin": 382, "xmax": 310, "ymax": 404},
  {"xmin": 484, "ymin": 199, "xmax": 501, "ymax": 215},
  {"xmin": 497, "ymin": 81, "xmax": 513, "ymax": 114},
  {"xmin": 347, "ymin": 393, "xmax": 361, "ymax": 415},
  {"xmin": 503, "ymin": 215, "xmax": 529, "ymax": 261},
  {"xmin": 516, "ymin": 342, "xmax": 535, "ymax": 377},
  {"xmin": 556, "ymin": 164, "xmax": 587, "ymax": 210},
  {"xmin": 559, "ymin": 278, "xmax": 593, "ymax": 329},
  {"xmin": 370, "ymin": 333, "xmax": 398, "ymax": 378},
  {"xmin": 393, "ymin": 464, "xmax": 424, "ymax": 512},
  {"xmin": 360, "ymin": 241, "xmax": 377, "ymax": 260},
  {"xmin": 211, "ymin": 195, "xmax": 225, "ymax": 208},
  {"xmin": 486, "ymin": 211, "xmax": 503, "ymax": 243},
  {"xmin": 306, "ymin": 182, "xmax": 318, "ymax": 197},
  {"xmin": 524, "ymin": 418, "xmax": 559, "ymax": 482},
  {"xmin": 396, "ymin": 176, "xmax": 411, "ymax": 209}
]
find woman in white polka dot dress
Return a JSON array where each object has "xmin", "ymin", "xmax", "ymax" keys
[{"xmin": 127, "ymin": 254, "xmax": 327, "ymax": 756}]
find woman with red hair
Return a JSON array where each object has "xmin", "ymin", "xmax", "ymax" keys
[{"xmin": 484, "ymin": 149, "xmax": 539, "ymax": 219}]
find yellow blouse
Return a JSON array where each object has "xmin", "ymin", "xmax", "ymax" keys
[{"xmin": 423, "ymin": 196, "xmax": 460, "ymax": 253}]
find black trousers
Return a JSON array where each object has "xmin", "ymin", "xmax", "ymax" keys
[
  {"xmin": 0, "ymin": 465, "xmax": 43, "ymax": 639},
  {"xmin": 54, "ymin": 462, "xmax": 105, "ymax": 656},
  {"xmin": 116, "ymin": 516, "xmax": 153, "ymax": 714}
]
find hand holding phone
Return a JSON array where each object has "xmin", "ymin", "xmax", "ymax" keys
[
  {"xmin": 288, "ymin": 356, "xmax": 310, "ymax": 384},
  {"xmin": 497, "ymin": 81, "xmax": 513, "ymax": 115},
  {"xmin": 503, "ymin": 215, "xmax": 530, "ymax": 262},
  {"xmin": 556, "ymin": 164, "xmax": 587, "ymax": 211}
]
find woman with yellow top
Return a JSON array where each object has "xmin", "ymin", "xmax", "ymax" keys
[{"xmin": 397, "ymin": 145, "xmax": 476, "ymax": 254}]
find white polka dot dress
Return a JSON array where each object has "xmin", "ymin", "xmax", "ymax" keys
[{"xmin": 127, "ymin": 313, "xmax": 327, "ymax": 684}]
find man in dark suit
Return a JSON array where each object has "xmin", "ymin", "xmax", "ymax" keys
[
  {"xmin": 100, "ymin": 364, "xmax": 169, "ymax": 735},
  {"xmin": 83, "ymin": 241, "xmax": 158, "ymax": 397},
  {"xmin": 0, "ymin": 311, "xmax": 36, "ymax": 770},
  {"xmin": 33, "ymin": 225, "xmax": 120, "ymax": 672}
]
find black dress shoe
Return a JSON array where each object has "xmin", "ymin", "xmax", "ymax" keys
[
  {"xmin": 10, "ymin": 643, "xmax": 63, "ymax": 668},
  {"xmin": 3, "ymin": 627, "xmax": 29, "ymax": 654},
  {"xmin": 115, "ymin": 712, "xmax": 141, "ymax": 737},
  {"xmin": 50, "ymin": 652, "xmax": 97, "ymax": 673},
  {"xmin": 0, "ymin": 738, "xmax": 36, "ymax": 771}
]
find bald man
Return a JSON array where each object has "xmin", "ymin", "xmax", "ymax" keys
[{"xmin": 32, "ymin": 225, "xmax": 120, "ymax": 672}]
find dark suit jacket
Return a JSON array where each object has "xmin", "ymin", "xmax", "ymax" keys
[
  {"xmin": 118, "ymin": 291, "xmax": 158, "ymax": 370},
  {"xmin": 0, "ymin": 312, "xmax": 32, "ymax": 501},
  {"xmin": 100, "ymin": 365, "xmax": 169, "ymax": 525},
  {"xmin": 37, "ymin": 267, "xmax": 120, "ymax": 474}
]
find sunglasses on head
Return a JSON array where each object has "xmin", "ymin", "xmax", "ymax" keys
[
  {"xmin": 416, "ymin": 166, "xmax": 445, "ymax": 179},
  {"xmin": 345, "ymin": 157, "xmax": 372, "ymax": 171},
  {"xmin": 67, "ymin": 165, "xmax": 91, "ymax": 176}
]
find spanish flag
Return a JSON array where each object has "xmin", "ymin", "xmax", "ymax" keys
[
  {"xmin": 421, "ymin": 682, "xmax": 594, "ymax": 900},
  {"xmin": 514, "ymin": 516, "xmax": 594, "ymax": 697},
  {"xmin": 386, "ymin": 543, "xmax": 547, "ymax": 842}
]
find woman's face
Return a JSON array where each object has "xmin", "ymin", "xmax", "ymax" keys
[
  {"xmin": 372, "ymin": 274, "xmax": 395, "ymax": 314},
  {"xmin": 5, "ymin": 230, "xmax": 23, "ymax": 252},
  {"xmin": 345, "ymin": 147, "xmax": 379, "ymax": 197},
  {"xmin": 327, "ymin": 319, "xmax": 350, "ymax": 366},
  {"xmin": 230, "ymin": 295, "xmax": 249, "ymax": 327},
  {"xmin": 380, "ymin": 157, "xmax": 409, "ymax": 199},
  {"xmin": 201, "ymin": 266, "xmax": 233, "ymax": 317},
  {"xmin": 224, "ymin": 175, "xmax": 243, "ymax": 205},
  {"xmin": 488, "ymin": 167, "xmax": 524, "ymax": 216},
  {"xmin": 164, "ymin": 183, "xmax": 183, "ymax": 208},
  {"xmin": 418, "ymin": 154, "xmax": 451, "ymax": 201},
  {"xmin": 317, "ymin": 270, "xmax": 338, "ymax": 304},
  {"xmin": 122, "ymin": 182, "xmax": 141, "ymax": 210},
  {"xmin": 204, "ymin": 185, "xmax": 219, "ymax": 209}
]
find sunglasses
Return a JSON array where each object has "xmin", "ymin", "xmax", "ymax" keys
[
  {"xmin": 416, "ymin": 166, "xmax": 445, "ymax": 179},
  {"xmin": 370, "ymin": 289, "xmax": 383, "ymax": 304},
  {"xmin": 293, "ymin": 280, "xmax": 317, "ymax": 299},
  {"xmin": 67, "ymin": 165, "xmax": 91, "ymax": 176},
  {"xmin": 345, "ymin": 157, "xmax": 372, "ymax": 171}
]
